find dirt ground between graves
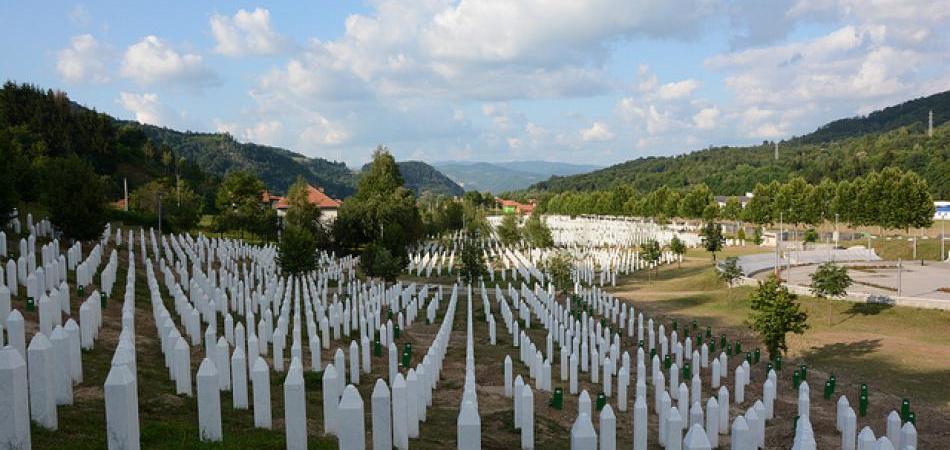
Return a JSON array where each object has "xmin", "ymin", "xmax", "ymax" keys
[{"xmin": 11, "ymin": 232, "xmax": 949, "ymax": 449}]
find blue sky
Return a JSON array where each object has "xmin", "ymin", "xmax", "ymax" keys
[{"xmin": 1, "ymin": 1, "xmax": 947, "ymax": 168}]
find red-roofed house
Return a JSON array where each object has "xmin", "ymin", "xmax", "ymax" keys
[
  {"xmin": 496, "ymin": 198, "xmax": 536, "ymax": 215},
  {"xmin": 264, "ymin": 184, "xmax": 342, "ymax": 223}
]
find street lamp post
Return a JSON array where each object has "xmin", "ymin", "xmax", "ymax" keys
[{"xmin": 157, "ymin": 192, "xmax": 164, "ymax": 261}]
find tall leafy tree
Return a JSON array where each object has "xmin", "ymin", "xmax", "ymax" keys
[
  {"xmin": 337, "ymin": 147, "xmax": 422, "ymax": 276},
  {"xmin": 42, "ymin": 155, "xmax": 108, "ymax": 241},
  {"xmin": 748, "ymin": 275, "xmax": 809, "ymax": 360},
  {"xmin": 542, "ymin": 251, "xmax": 574, "ymax": 294},
  {"xmin": 277, "ymin": 224, "xmax": 319, "ymax": 276},
  {"xmin": 700, "ymin": 222, "xmax": 725, "ymax": 261},
  {"xmin": 679, "ymin": 184, "xmax": 714, "ymax": 219},
  {"xmin": 458, "ymin": 240, "xmax": 487, "ymax": 283},
  {"xmin": 523, "ymin": 212, "xmax": 554, "ymax": 248},
  {"xmin": 284, "ymin": 176, "xmax": 331, "ymax": 246},
  {"xmin": 721, "ymin": 197, "xmax": 743, "ymax": 221},
  {"xmin": 496, "ymin": 213, "xmax": 521, "ymax": 246}
]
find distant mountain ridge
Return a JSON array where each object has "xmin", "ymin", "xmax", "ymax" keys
[
  {"xmin": 528, "ymin": 90, "xmax": 950, "ymax": 199},
  {"xmin": 434, "ymin": 160, "xmax": 600, "ymax": 193},
  {"xmin": 360, "ymin": 161, "xmax": 464, "ymax": 197},
  {"xmin": 127, "ymin": 123, "xmax": 464, "ymax": 199}
]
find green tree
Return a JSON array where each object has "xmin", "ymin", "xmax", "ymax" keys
[
  {"xmin": 542, "ymin": 251, "xmax": 574, "ymax": 294},
  {"xmin": 130, "ymin": 179, "xmax": 203, "ymax": 231},
  {"xmin": 803, "ymin": 228, "xmax": 818, "ymax": 249},
  {"xmin": 462, "ymin": 202, "xmax": 491, "ymax": 237},
  {"xmin": 702, "ymin": 203, "xmax": 720, "ymax": 222},
  {"xmin": 810, "ymin": 262, "xmax": 851, "ymax": 299},
  {"xmin": 523, "ymin": 212, "xmax": 554, "ymax": 248},
  {"xmin": 680, "ymin": 184, "xmax": 714, "ymax": 219},
  {"xmin": 284, "ymin": 177, "xmax": 330, "ymax": 247},
  {"xmin": 640, "ymin": 239, "xmax": 662, "ymax": 279},
  {"xmin": 748, "ymin": 275, "xmax": 809, "ymax": 360},
  {"xmin": 743, "ymin": 183, "xmax": 773, "ymax": 225},
  {"xmin": 752, "ymin": 226, "xmax": 763, "ymax": 245},
  {"xmin": 810, "ymin": 261, "xmax": 852, "ymax": 324},
  {"xmin": 496, "ymin": 213, "xmax": 521, "ymax": 246},
  {"xmin": 335, "ymin": 147, "xmax": 423, "ymax": 262},
  {"xmin": 668, "ymin": 236, "xmax": 686, "ymax": 268},
  {"xmin": 458, "ymin": 240, "xmax": 487, "ymax": 283},
  {"xmin": 360, "ymin": 242, "xmax": 404, "ymax": 282},
  {"xmin": 215, "ymin": 170, "xmax": 268, "ymax": 237},
  {"xmin": 277, "ymin": 224, "xmax": 318, "ymax": 276},
  {"xmin": 721, "ymin": 197, "xmax": 743, "ymax": 221},
  {"xmin": 718, "ymin": 256, "xmax": 742, "ymax": 285},
  {"xmin": 42, "ymin": 155, "xmax": 108, "ymax": 241},
  {"xmin": 701, "ymin": 222, "xmax": 725, "ymax": 261}
]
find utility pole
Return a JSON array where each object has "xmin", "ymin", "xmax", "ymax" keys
[
  {"xmin": 123, "ymin": 178, "xmax": 129, "ymax": 212},
  {"xmin": 943, "ymin": 219, "xmax": 946, "ymax": 262},
  {"xmin": 929, "ymin": 110, "xmax": 934, "ymax": 138},
  {"xmin": 157, "ymin": 192, "xmax": 164, "ymax": 261},
  {"xmin": 897, "ymin": 258, "xmax": 902, "ymax": 297}
]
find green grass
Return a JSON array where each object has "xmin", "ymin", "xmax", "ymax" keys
[{"xmin": 609, "ymin": 255, "xmax": 950, "ymax": 410}]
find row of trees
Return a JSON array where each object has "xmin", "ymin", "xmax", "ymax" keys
[
  {"xmin": 536, "ymin": 168, "xmax": 935, "ymax": 232},
  {"xmin": 495, "ymin": 212, "xmax": 554, "ymax": 248}
]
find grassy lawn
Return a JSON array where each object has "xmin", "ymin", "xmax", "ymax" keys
[{"xmin": 609, "ymin": 247, "xmax": 950, "ymax": 412}]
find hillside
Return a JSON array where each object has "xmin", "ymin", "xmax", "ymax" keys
[
  {"xmin": 0, "ymin": 82, "xmax": 219, "ymax": 207},
  {"xmin": 361, "ymin": 161, "xmax": 464, "ymax": 197},
  {"xmin": 435, "ymin": 160, "xmax": 600, "ymax": 193},
  {"xmin": 530, "ymin": 90, "xmax": 950, "ymax": 199},
  {"xmin": 129, "ymin": 123, "xmax": 357, "ymax": 199}
]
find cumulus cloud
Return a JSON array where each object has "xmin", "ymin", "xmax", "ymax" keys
[
  {"xmin": 580, "ymin": 121, "xmax": 615, "ymax": 142},
  {"xmin": 119, "ymin": 92, "xmax": 169, "ymax": 126},
  {"xmin": 657, "ymin": 79, "xmax": 700, "ymax": 100},
  {"xmin": 693, "ymin": 106, "xmax": 720, "ymax": 130},
  {"xmin": 211, "ymin": 8, "xmax": 286, "ymax": 57},
  {"xmin": 299, "ymin": 115, "xmax": 350, "ymax": 147},
  {"xmin": 56, "ymin": 34, "xmax": 111, "ymax": 83},
  {"xmin": 120, "ymin": 35, "xmax": 217, "ymax": 86}
]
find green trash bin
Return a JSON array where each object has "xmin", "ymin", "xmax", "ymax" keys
[
  {"xmin": 100, "ymin": 292, "xmax": 107, "ymax": 308},
  {"xmin": 900, "ymin": 399, "xmax": 910, "ymax": 422},
  {"xmin": 551, "ymin": 388, "xmax": 564, "ymax": 410},
  {"xmin": 26, "ymin": 296, "xmax": 35, "ymax": 312},
  {"xmin": 753, "ymin": 349, "xmax": 760, "ymax": 364},
  {"xmin": 596, "ymin": 392, "xmax": 607, "ymax": 411},
  {"xmin": 78, "ymin": 285, "xmax": 85, "ymax": 297}
]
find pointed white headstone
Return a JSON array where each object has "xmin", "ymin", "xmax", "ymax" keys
[
  {"xmin": 196, "ymin": 358, "xmax": 222, "ymax": 441},
  {"xmin": 0, "ymin": 346, "xmax": 31, "ymax": 449},
  {"xmin": 105, "ymin": 364, "xmax": 140, "ymax": 450},
  {"xmin": 338, "ymin": 384, "xmax": 365, "ymax": 450},
  {"xmin": 372, "ymin": 379, "xmax": 393, "ymax": 450}
]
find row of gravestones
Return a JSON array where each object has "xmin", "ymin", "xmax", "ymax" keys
[
  {"xmin": 485, "ymin": 275, "xmax": 921, "ymax": 450},
  {"xmin": 137, "ymin": 230, "xmax": 468, "ymax": 446},
  {"xmin": 0, "ymin": 232, "xmax": 130, "ymax": 449}
]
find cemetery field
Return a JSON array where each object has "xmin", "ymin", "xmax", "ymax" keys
[{"xmin": 608, "ymin": 247, "xmax": 950, "ymax": 417}]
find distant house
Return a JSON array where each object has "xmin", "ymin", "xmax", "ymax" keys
[
  {"xmin": 715, "ymin": 193, "xmax": 753, "ymax": 208},
  {"xmin": 263, "ymin": 184, "xmax": 342, "ymax": 223},
  {"xmin": 497, "ymin": 198, "xmax": 536, "ymax": 215}
]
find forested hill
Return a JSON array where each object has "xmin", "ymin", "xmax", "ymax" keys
[
  {"xmin": 530, "ymin": 90, "xmax": 950, "ymax": 199},
  {"xmin": 129, "ymin": 123, "xmax": 357, "ymax": 198},
  {"xmin": 360, "ymin": 161, "xmax": 464, "ymax": 197}
]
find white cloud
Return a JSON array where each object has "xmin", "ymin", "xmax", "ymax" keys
[
  {"xmin": 56, "ymin": 34, "xmax": 111, "ymax": 83},
  {"xmin": 243, "ymin": 120, "xmax": 283, "ymax": 146},
  {"xmin": 119, "ymin": 92, "xmax": 168, "ymax": 126},
  {"xmin": 580, "ymin": 121, "xmax": 615, "ymax": 142},
  {"xmin": 693, "ymin": 106, "xmax": 720, "ymax": 130},
  {"xmin": 657, "ymin": 79, "xmax": 700, "ymax": 99},
  {"xmin": 211, "ymin": 8, "xmax": 286, "ymax": 57},
  {"xmin": 120, "ymin": 35, "xmax": 216, "ymax": 86},
  {"xmin": 299, "ymin": 115, "xmax": 350, "ymax": 147}
]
